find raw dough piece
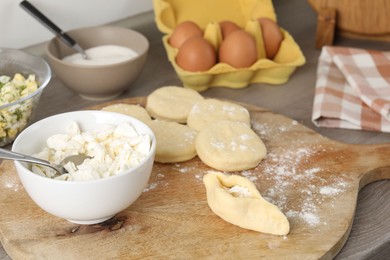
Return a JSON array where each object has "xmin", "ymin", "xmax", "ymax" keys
[
  {"xmin": 203, "ymin": 171, "xmax": 290, "ymax": 235},
  {"xmin": 187, "ymin": 98, "xmax": 251, "ymax": 131},
  {"xmin": 195, "ymin": 120, "xmax": 266, "ymax": 171},
  {"xmin": 146, "ymin": 86, "xmax": 204, "ymax": 123},
  {"xmin": 101, "ymin": 103, "xmax": 152, "ymax": 124},
  {"xmin": 147, "ymin": 120, "xmax": 197, "ymax": 163}
]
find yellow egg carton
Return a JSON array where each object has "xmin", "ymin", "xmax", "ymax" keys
[{"xmin": 153, "ymin": 0, "xmax": 306, "ymax": 91}]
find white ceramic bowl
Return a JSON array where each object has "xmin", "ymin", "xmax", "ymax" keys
[
  {"xmin": 11, "ymin": 110, "xmax": 156, "ymax": 224},
  {"xmin": 0, "ymin": 48, "xmax": 51, "ymax": 146}
]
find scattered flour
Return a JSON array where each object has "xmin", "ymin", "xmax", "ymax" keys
[
  {"xmin": 320, "ymin": 186, "xmax": 342, "ymax": 196},
  {"xmin": 241, "ymin": 170, "xmax": 258, "ymax": 182},
  {"xmin": 300, "ymin": 212, "xmax": 320, "ymax": 226},
  {"xmin": 143, "ymin": 173, "xmax": 166, "ymax": 192},
  {"xmin": 257, "ymin": 144, "xmax": 350, "ymax": 227},
  {"xmin": 195, "ymin": 174, "xmax": 203, "ymax": 182},
  {"xmin": 143, "ymin": 119, "xmax": 351, "ymax": 230},
  {"xmin": 245, "ymin": 121, "xmax": 350, "ymax": 228},
  {"xmin": 143, "ymin": 182, "xmax": 158, "ymax": 192},
  {"xmin": 174, "ymin": 164, "xmax": 197, "ymax": 174}
]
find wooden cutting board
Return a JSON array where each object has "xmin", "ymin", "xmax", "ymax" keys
[{"xmin": 1, "ymin": 97, "xmax": 389, "ymax": 259}]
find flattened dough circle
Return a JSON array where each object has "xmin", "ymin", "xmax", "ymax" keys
[
  {"xmin": 147, "ymin": 120, "xmax": 197, "ymax": 163},
  {"xmin": 196, "ymin": 120, "xmax": 266, "ymax": 171},
  {"xmin": 187, "ymin": 99, "xmax": 251, "ymax": 132},
  {"xmin": 146, "ymin": 86, "xmax": 204, "ymax": 123},
  {"xmin": 101, "ymin": 103, "xmax": 152, "ymax": 124}
]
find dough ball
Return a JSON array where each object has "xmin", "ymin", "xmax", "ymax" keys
[
  {"xmin": 146, "ymin": 86, "xmax": 204, "ymax": 123},
  {"xmin": 101, "ymin": 103, "xmax": 151, "ymax": 124},
  {"xmin": 187, "ymin": 99, "xmax": 250, "ymax": 131},
  {"xmin": 147, "ymin": 120, "xmax": 198, "ymax": 163},
  {"xmin": 196, "ymin": 120, "xmax": 266, "ymax": 171}
]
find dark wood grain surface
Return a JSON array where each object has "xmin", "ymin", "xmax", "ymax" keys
[{"xmin": 1, "ymin": 0, "xmax": 389, "ymax": 259}]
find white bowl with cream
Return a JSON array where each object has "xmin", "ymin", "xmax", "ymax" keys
[
  {"xmin": 12, "ymin": 110, "xmax": 156, "ymax": 224},
  {"xmin": 46, "ymin": 26, "xmax": 149, "ymax": 101}
]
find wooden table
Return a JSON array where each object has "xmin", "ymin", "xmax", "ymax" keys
[{"xmin": 1, "ymin": 0, "xmax": 389, "ymax": 259}]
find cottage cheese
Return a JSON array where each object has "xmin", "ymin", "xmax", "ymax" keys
[
  {"xmin": 32, "ymin": 121, "xmax": 151, "ymax": 181},
  {"xmin": 228, "ymin": 185, "xmax": 252, "ymax": 198}
]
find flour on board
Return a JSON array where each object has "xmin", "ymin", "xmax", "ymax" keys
[
  {"xmin": 143, "ymin": 173, "xmax": 166, "ymax": 192},
  {"xmin": 142, "ymin": 119, "xmax": 351, "ymax": 229}
]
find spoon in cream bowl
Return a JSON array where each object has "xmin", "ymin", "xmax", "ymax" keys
[
  {"xmin": 0, "ymin": 148, "xmax": 91, "ymax": 176},
  {"xmin": 19, "ymin": 0, "xmax": 89, "ymax": 60}
]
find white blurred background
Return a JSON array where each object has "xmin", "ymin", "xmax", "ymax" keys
[{"xmin": 0, "ymin": 0, "xmax": 153, "ymax": 49}]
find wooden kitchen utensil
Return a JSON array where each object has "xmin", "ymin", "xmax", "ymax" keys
[{"xmin": 0, "ymin": 97, "xmax": 389, "ymax": 259}]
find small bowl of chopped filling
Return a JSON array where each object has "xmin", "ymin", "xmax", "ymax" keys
[
  {"xmin": 0, "ymin": 48, "xmax": 51, "ymax": 147},
  {"xmin": 46, "ymin": 26, "xmax": 149, "ymax": 101},
  {"xmin": 12, "ymin": 110, "xmax": 156, "ymax": 224}
]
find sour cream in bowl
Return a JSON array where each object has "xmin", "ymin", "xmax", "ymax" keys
[
  {"xmin": 46, "ymin": 26, "xmax": 149, "ymax": 101},
  {"xmin": 62, "ymin": 45, "xmax": 139, "ymax": 66},
  {"xmin": 12, "ymin": 110, "xmax": 156, "ymax": 224}
]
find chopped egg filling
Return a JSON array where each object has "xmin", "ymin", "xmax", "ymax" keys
[{"xmin": 0, "ymin": 73, "xmax": 38, "ymax": 144}]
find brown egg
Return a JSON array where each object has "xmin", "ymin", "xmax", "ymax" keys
[
  {"xmin": 219, "ymin": 30, "xmax": 257, "ymax": 68},
  {"xmin": 169, "ymin": 21, "xmax": 203, "ymax": 49},
  {"xmin": 176, "ymin": 36, "xmax": 217, "ymax": 72},
  {"xmin": 258, "ymin": 18, "xmax": 284, "ymax": 59},
  {"xmin": 219, "ymin": 20, "xmax": 240, "ymax": 39}
]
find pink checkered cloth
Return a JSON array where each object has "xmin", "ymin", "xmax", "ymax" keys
[{"xmin": 312, "ymin": 46, "xmax": 390, "ymax": 132}]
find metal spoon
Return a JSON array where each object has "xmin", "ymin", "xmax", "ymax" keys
[
  {"xmin": 0, "ymin": 148, "xmax": 91, "ymax": 175},
  {"xmin": 19, "ymin": 0, "xmax": 89, "ymax": 59}
]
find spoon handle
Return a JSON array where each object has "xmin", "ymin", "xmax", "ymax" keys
[
  {"xmin": 19, "ymin": 0, "xmax": 88, "ymax": 59},
  {"xmin": 19, "ymin": 1, "xmax": 76, "ymax": 47},
  {"xmin": 0, "ymin": 148, "xmax": 60, "ymax": 173}
]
